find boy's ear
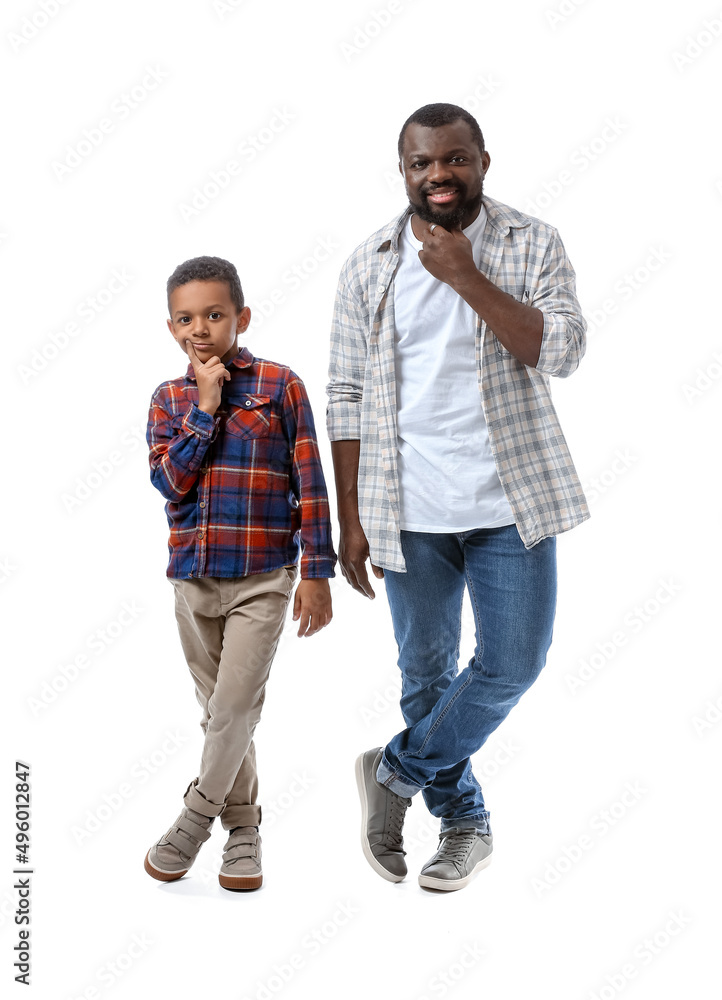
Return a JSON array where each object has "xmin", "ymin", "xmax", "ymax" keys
[{"xmin": 237, "ymin": 306, "xmax": 252, "ymax": 333}]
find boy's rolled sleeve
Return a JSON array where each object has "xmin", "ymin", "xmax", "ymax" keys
[
  {"xmin": 326, "ymin": 267, "xmax": 368, "ymax": 441},
  {"xmin": 147, "ymin": 388, "xmax": 217, "ymax": 503},
  {"xmin": 283, "ymin": 376, "xmax": 337, "ymax": 579},
  {"xmin": 532, "ymin": 231, "xmax": 587, "ymax": 379}
]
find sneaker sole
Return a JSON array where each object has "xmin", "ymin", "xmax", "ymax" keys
[
  {"xmin": 218, "ymin": 872, "xmax": 263, "ymax": 891},
  {"xmin": 144, "ymin": 850, "xmax": 188, "ymax": 882},
  {"xmin": 418, "ymin": 854, "xmax": 492, "ymax": 891},
  {"xmin": 354, "ymin": 752, "xmax": 405, "ymax": 884}
]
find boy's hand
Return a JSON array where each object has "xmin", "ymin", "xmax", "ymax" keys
[
  {"xmin": 292, "ymin": 579, "xmax": 332, "ymax": 638},
  {"xmin": 186, "ymin": 341, "xmax": 230, "ymax": 415}
]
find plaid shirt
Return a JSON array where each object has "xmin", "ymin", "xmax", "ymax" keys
[
  {"xmin": 148, "ymin": 348, "xmax": 336, "ymax": 579},
  {"xmin": 327, "ymin": 195, "xmax": 590, "ymax": 572}
]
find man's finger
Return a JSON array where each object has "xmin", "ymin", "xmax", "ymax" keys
[{"xmin": 348, "ymin": 560, "xmax": 376, "ymax": 600}]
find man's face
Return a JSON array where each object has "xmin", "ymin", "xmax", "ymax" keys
[
  {"xmin": 399, "ymin": 120, "xmax": 490, "ymax": 230},
  {"xmin": 167, "ymin": 280, "xmax": 251, "ymax": 365}
]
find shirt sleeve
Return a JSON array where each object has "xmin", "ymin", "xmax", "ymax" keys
[
  {"xmin": 283, "ymin": 375, "xmax": 337, "ymax": 579},
  {"xmin": 326, "ymin": 262, "xmax": 368, "ymax": 441},
  {"xmin": 532, "ymin": 230, "xmax": 587, "ymax": 378},
  {"xmin": 146, "ymin": 386, "xmax": 218, "ymax": 502}
]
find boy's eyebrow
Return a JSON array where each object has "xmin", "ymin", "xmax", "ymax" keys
[{"xmin": 172, "ymin": 303, "xmax": 227, "ymax": 318}]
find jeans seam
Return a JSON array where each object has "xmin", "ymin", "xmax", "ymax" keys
[{"xmin": 463, "ymin": 559, "xmax": 484, "ymax": 672}]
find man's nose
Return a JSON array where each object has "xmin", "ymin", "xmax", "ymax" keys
[{"xmin": 427, "ymin": 159, "xmax": 454, "ymax": 184}]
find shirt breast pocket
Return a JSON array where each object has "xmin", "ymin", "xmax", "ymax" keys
[
  {"xmin": 224, "ymin": 394, "xmax": 272, "ymax": 440},
  {"xmin": 494, "ymin": 287, "xmax": 530, "ymax": 357}
]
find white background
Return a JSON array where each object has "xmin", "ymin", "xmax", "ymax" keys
[{"xmin": 3, "ymin": 0, "xmax": 721, "ymax": 997}]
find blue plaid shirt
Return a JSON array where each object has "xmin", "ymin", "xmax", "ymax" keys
[{"xmin": 148, "ymin": 348, "xmax": 336, "ymax": 579}]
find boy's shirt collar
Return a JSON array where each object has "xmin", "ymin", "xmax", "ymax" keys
[{"xmin": 183, "ymin": 346, "xmax": 254, "ymax": 382}]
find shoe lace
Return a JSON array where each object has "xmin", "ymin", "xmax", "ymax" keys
[
  {"xmin": 382, "ymin": 794, "xmax": 411, "ymax": 851},
  {"xmin": 435, "ymin": 830, "xmax": 477, "ymax": 864}
]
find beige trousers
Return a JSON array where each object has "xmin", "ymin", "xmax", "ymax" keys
[{"xmin": 171, "ymin": 567, "xmax": 296, "ymax": 830}]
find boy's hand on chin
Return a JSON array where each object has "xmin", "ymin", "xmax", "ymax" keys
[
  {"xmin": 186, "ymin": 340, "xmax": 230, "ymax": 416},
  {"xmin": 292, "ymin": 579, "xmax": 333, "ymax": 638}
]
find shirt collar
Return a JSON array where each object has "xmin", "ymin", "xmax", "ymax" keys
[{"xmin": 183, "ymin": 345, "xmax": 254, "ymax": 382}]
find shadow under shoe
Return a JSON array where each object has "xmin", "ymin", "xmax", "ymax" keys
[
  {"xmin": 355, "ymin": 748, "xmax": 412, "ymax": 883},
  {"xmin": 144, "ymin": 807, "xmax": 215, "ymax": 882},
  {"xmin": 218, "ymin": 826, "xmax": 262, "ymax": 891}
]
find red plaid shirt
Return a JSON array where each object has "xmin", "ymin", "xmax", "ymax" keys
[{"xmin": 147, "ymin": 348, "xmax": 336, "ymax": 579}]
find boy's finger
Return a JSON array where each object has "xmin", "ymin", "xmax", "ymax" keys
[{"xmin": 185, "ymin": 340, "xmax": 201, "ymax": 368}]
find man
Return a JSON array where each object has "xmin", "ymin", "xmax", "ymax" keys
[{"xmin": 327, "ymin": 103, "xmax": 588, "ymax": 891}]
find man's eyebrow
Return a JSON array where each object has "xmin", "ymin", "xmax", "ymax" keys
[{"xmin": 405, "ymin": 147, "xmax": 473, "ymax": 159}]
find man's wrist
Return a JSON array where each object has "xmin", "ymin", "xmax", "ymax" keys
[
  {"xmin": 452, "ymin": 263, "xmax": 485, "ymax": 298},
  {"xmin": 337, "ymin": 507, "xmax": 362, "ymax": 531}
]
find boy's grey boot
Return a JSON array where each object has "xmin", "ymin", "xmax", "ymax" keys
[
  {"xmin": 418, "ymin": 829, "xmax": 493, "ymax": 891},
  {"xmin": 144, "ymin": 807, "xmax": 214, "ymax": 882},
  {"xmin": 355, "ymin": 748, "xmax": 411, "ymax": 883},
  {"xmin": 218, "ymin": 826, "xmax": 262, "ymax": 891}
]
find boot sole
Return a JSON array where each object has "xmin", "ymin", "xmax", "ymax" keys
[
  {"xmin": 218, "ymin": 872, "xmax": 263, "ymax": 891},
  {"xmin": 354, "ymin": 752, "xmax": 405, "ymax": 883},
  {"xmin": 418, "ymin": 854, "xmax": 492, "ymax": 891},
  {"xmin": 144, "ymin": 850, "xmax": 188, "ymax": 882}
]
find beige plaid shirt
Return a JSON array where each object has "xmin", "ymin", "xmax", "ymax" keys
[{"xmin": 326, "ymin": 195, "xmax": 589, "ymax": 572}]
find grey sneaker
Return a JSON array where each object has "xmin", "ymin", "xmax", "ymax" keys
[
  {"xmin": 218, "ymin": 826, "xmax": 262, "ymax": 891},
  {"xmin": 355, "ymin": 748, "xmax": 411, "ymax": 883},
  {"xmin": 144, "ymin": 807, "xmax": 214, "ymax": 882},
  {"xmin": 418, "ymin": 829, "xmax": 493, "ymax": 891}
]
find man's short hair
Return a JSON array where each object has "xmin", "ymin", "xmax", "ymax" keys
[
  {"xmin": 398, "ymin": 103, "xmax": 485, "ymax": 160},
  {"xmin": 166, "ymin": 256, "xmax": 244, "ymax": 315}
]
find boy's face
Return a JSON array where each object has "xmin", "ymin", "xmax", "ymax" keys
[{"xmin": 167, "ymin": 279, "xmax": 251, "ymax": 365}]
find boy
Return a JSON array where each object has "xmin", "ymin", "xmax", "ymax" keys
[{"xmin": 145, "ymin": 256, "xmax": 335, "ymax": 891}]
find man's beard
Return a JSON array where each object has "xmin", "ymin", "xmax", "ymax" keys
[{"xmin": 410, "ymin": 182, "xmax": 483, "ymax": 231}]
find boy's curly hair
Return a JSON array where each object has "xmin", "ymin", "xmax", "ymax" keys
[{"xmin": 167, "ymin": 256, "xmax": 244, "ymax": 314}]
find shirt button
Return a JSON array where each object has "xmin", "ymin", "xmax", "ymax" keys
[
  {"xmin": 200, "ymin": 468, "xmax": 208, "ymax": 474},
  {"xmin": 245, "ymin": 400, "xmax": 252, "ymax": 407},
  {"xmin": 197, "ymin": 529, "xmax": 204, "ymax": 537},
  {"xmin": 187, "ymin": 572, "xmax": 193, "ymax": 578},
  {"xmin": 199, "ymin": 501, "xmax": 206, "ymax": 508},
  {"xmin": 379, "ymin": 285, "xmax": 386, "ymax": 293}
]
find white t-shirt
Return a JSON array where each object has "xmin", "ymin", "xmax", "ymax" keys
[{"xmin": 393, "ymin": 207, "xmax": 516, "ymax": 532}]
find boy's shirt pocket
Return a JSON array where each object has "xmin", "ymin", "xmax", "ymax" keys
[{"xmin": 222, "ymin": 394, "xmax": 272, "ymax": 440}]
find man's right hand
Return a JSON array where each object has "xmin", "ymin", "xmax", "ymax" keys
[
  {"xmin": 338, "ymin": 520, "xmax": 384, "ymax": 599},
  {"xmin": 186, "ymin": 341, "xmax": 231, "ymax": 415}
]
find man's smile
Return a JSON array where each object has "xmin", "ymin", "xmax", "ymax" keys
[{"xmin": 425, "ymin": 187, "xmax": 459, "ymax": 205}]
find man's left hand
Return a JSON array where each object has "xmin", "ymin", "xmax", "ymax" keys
[{"xmin": 417, "ymin": 223, "xmax": 477, "ymax": 288}]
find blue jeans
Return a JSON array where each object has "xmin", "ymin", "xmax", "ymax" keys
[{"xmin": 377, "ymin": 525, "xmax": 557, "ymax": 835}]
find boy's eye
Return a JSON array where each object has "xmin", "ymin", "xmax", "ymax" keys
[
  {"xmin": 178, "ymin": 317, "xmax": 191, "ymax": 324},
  {"xmin": 209, "ymin": 312, "xmax": 221, "ymax": 320}
]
